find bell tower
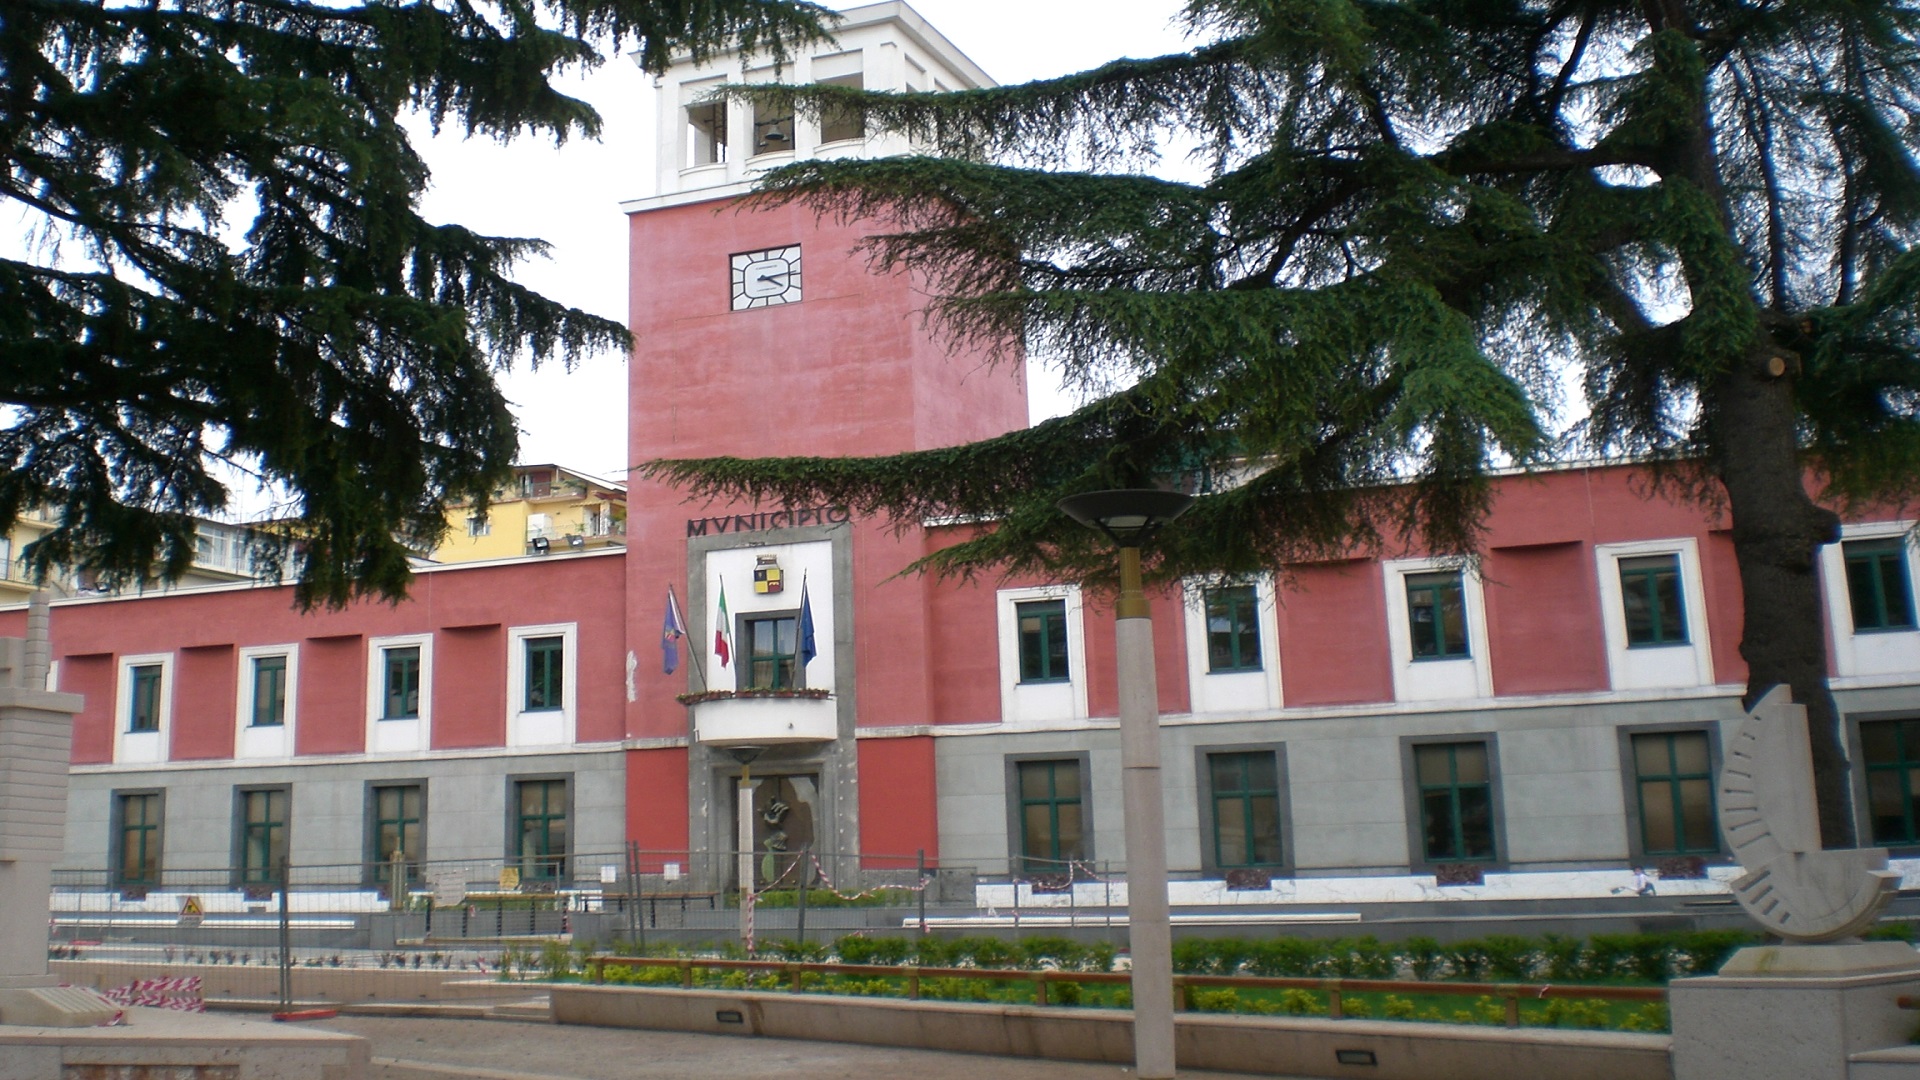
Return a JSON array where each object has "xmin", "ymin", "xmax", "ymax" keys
[{"xmin": 619, "ymin": 4, "xmax": 1025, "ymax": 876}]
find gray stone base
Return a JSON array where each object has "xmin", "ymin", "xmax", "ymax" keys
[
  {"xmin": 0, "ymin": 985, "xmax": 120, "ymax": 1027},
  {"xmin": 1670, "ymin": 944, "xmax": 1920, "ymax": 1080},
  {"xmin": 0, "ymin": 1005, "xmax": 368, "ymax": 1079}
]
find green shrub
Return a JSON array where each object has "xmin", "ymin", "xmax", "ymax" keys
[
  {"xmin": 922, "ymin": 977, "xmax": 993, "ymax": 1002},
  {"xmin": 539, "ymin": 939, "xmax": 574, "ymax": 979},
  {"xmin": 1050, "ymin": 979, "xmax": 1084, "ymax": 1006},
  {"xmin": 1402, "ymin": 937, "xmax": 1445, "ymax": 981},
  {"xmin": 1279, "ymin": 988, "xmax": 1327, "ymax": 1016},
  {"xmin": 1673, "ymin": 930, "xmax": 1759, "ymax": 976},
  {"xmin": 1539, "ymin": 934, "xmax": 1586, "ymax": 982},
  {"xmin": 1020, "ymin": 936, "xmax": 1099, "ymax": 971},
  {"xmin": 1446, "ymin": 941, "xmax": 1490, "ymax": 981},
  {"xmin": 1539, "ymin": 997, "xmax": 1611, "ymax": 1029},
  {"xmin": 1342, "ymin": 996, "xmax": 1373, "ymax": 1018},
  {"xmin": 1246, "ymin": 937, "xmax": 1326, "ymax": 977},
  {"xmin": 1330, "ymin": 936, "xmax": 1396, "ymax": 979},
  {"xmin": 1382, "ymin": 994, "xmax": 1417, "ymax": 1019},
  {"xmin": 950, "ymin": 936, "xmax": 1018, "ymax": 968},
  {"xmin": 1618, "ymin": 1002, "xmax": 1671, "ymax": 1032},
  {"xmin": 1190, "ymin": 988, "xmax": 1241, "ymax": 1012},
  {"xmin": 1480, "ymin": 935, "xmax": 1540, "ymax": 981}
]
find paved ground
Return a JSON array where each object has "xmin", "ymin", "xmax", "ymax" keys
[{"xmin": 313, "ymin": 1014, "xmax": 1296, "ymax": 1080}]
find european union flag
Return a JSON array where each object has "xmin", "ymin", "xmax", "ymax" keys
[
  {"xmin": 661, "ymin": 587, "xmax": 685, "ymax": 675},
  {"xmin": 798, "ymin": 576, "xmax": 817, "ymax": 670}
]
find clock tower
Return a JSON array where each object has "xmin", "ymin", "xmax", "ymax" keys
[{"xmin": 620, "ymin": 3, "xmax": 1027, "ymax": 879}]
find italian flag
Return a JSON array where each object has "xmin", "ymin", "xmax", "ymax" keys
[{"xmin": 714, "ymin": 579, "xmax": 733, "ymax": 668}]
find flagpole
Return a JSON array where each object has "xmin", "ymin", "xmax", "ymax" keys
[{"xmin": 671, "ymin": 584, "xmax": 707, "ymax": 692}]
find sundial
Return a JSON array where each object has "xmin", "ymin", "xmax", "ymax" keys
[{"xmin": 1717, "ymin": 687, "xmax": 1899, "ymax": 942}]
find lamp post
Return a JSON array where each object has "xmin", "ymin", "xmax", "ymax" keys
[{"xmin": 1057, "ymin": 488, "xmax": 1193, "ymax": 1080}]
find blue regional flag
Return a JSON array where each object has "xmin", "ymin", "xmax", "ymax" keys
[
  {"xmin": 661, "ymin": 586, "xmax": 686, "ymax": 675},
  {"xmin": 797, "ymin": 576, "xmax": 817, "ymax": 671}
]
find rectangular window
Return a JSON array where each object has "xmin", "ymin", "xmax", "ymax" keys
[
  {"xmin": 1204, "ymin": 585, "xmax": 1262, "ymax": 673},
  {"xmin": 1209, "ymin": 752, "xmax": 1282, "ymax": 868},
  {"xmin": 1017, "ymin": 600, "xmax": 1070, "ymax": 683},
  {"xmin": 1620, "ymin": 554, "xmax": 1688, "ymax": 645},
  {"xmin": 371, "ymin": 784, "xmax": 423, "ymax": 883},
  {"xmin": 1863, "ymin": 719, "xmax": 1920, "ymax": 845},
  {"xmin": 1405, "ymin": 573, "xmax": 1469, "ymax": 659},
  {"xmin": 687, "ymin": 100, "xmax": 728, "ymax": 165},
  {"xmin": 741, "ymin": 615, "xmax": 797, "ymax": 690},
  {"xmin": 1414, "ymin": 742, "xmax": 1496, "ymax": 862},
  {"xmin": 237, "ymin": 787, "xmax": 289, "ymax": 885},
  {"xmin": 1632, "ymin": 731, "xmax": 1717, "ymax": 855},
  {"xmin": 524, "ymin": 636, "xmax": 564, "ymax": 710},
  {"xmin": 1016, "ymin": 759, "xmax": 1084, "ymax": 870},
  {"xmin": 817, "ymin": 71, "xmax": 865, "ymax": 143},
  {"xmin": 515, "ymin": 778, "xmax": 569, "ymax": 881},
  {"xmin": 114, "ymin": 792, "xmax": 163, "ymax": 887},
  {"xmin": 465, "ymin": 514, "xmax": 490, "ymax": 538},
  {"xmin": 1846, "ymin": 539, "xmax": 1915, "ymax": 632},
  {"xmin": 382, "ymin": 646, "xmax": 420, "ymax": 719},
  {"xmin": 128, "ymin": 664, "xmax": 162, "ymax": 732},
  {"xmin": 250, "ymin": 656, "xmax": 287, "ymax": 727}
]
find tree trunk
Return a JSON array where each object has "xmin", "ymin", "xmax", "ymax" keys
[{"xmin": 1711, "ymin": 343, "xmax": 1853, "ymax": 848}]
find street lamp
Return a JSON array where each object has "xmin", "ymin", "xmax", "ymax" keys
[{"xmin": 1057, "ymin": 487, "xmax": 1193, "ymax": 1080}]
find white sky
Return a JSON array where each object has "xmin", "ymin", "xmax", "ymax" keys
[{"xmin": 414, "ymin": 1, "xmax": 1198, "ymax": 485}]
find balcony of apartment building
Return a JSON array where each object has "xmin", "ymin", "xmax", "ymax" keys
[{"xmin": 517, "ymin": 465, "xmax": 626, "ymax": 558}]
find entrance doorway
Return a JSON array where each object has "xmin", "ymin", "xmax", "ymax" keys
[{"xmin": 732, "ymin": 773, "xmax": 818, "ymax": 888}]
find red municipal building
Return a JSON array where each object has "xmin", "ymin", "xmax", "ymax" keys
[{"xmin": 15, "ymin": 3, "xmax": 1920, "ymax": 905}]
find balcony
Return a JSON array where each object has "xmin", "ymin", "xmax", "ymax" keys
[{"xmin": 680, "ymin": 689, "xmax": 835, "ymax": 746}]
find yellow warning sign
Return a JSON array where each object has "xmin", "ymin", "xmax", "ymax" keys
[
  {"xmin": 498, "ymin": 867, "xmax": 521, "ymax": 891},
  {"xmin": 178, "ymin": 895, "xmax": 204, "ymax": 926}
]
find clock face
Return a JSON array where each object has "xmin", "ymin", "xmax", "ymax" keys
[{"xmin": 730, "ymin": 245, "xmax": 802, "ymax": 310}]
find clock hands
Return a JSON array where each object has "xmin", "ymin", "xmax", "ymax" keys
[{"xmin": 756, "ymin": 271, "xmax": 789, "ymax": 283}]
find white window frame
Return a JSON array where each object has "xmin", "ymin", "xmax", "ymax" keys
[
  {"xmin": 366, "ymin": 633, "xmax": 433, "ymax": 755},
  {"xmin": 996, "ymin": 585, "xmax": 1089, "ymax": 727},
  {"xmin": 507, "ymin": 622, "xmax": 578, "ymax": 747},
  {"xmin": 1382, "ymin": 558, "xmax": 1493, "ymax": 702},
  {"xmin": 114, "ymin": 652, "xmax": 173, "ymax": 765},
  {"xmin": 1821, "ymin": 520, "xmax": 1920, "ymax": 683},
  {"xmin": 1595, "ymin": 538, "xmax": 1715, "ymax": 690},
  {"xmin": 1180, "ymin": 576, "xmax": 1282, "ymax": 715},
  {"xmin": 235, "ymin": 645, "xmax": 298, "ymax": 760}
]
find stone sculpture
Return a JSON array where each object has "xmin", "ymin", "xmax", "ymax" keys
[{"xmin": 1717, "ymin": 686, "xmax": 1899, "ymax": 942}]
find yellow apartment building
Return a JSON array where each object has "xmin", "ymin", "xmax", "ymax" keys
[{"xmin": 431, "ymin": 464, "xmax": 626, "ymax": 564}]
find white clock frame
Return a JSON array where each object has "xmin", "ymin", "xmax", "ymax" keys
[{"xmin": 730, "ymin": 245, "xmax": 802, "ymax": 309}]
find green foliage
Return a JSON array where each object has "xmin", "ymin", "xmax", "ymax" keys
[
  {"xmin": 1, "ymin": 0, "xmax": 829, "ymax": 605},
  {"xmin": 1189, "ymin": 988, "xmax": 1242, "ymax": 1012},
  {"xmin": 1402, "ymin": 937, "xmax": 1445, "ymax": 981},
  {"xmin": 1279, "ymin": 988, "xmax": 1328, "ymax": 1016},
  {"xmin": 1162, "ymin": 929, "xmax": 1762, "ymax": 985},
  {"xmin": 539, "ymin": 939, "xmax": 574, "ymax": 979},
  {"xmin": 1539, "ymin": 998, "xmax": 1613, "ymax": 1030}
]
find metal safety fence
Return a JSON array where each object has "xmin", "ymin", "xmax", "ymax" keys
[{"xmin": 48, "ymin": 846, "xmax": 1106, "ymax": 1008}]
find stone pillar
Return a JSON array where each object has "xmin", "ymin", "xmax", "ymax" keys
[
  {"xmin": 0, "ymin": 592, "xmax": 115, "ymax": 1026},
  {"xmin": 1670, "ymin": 944, "xmax": 1920, "ymax": 1080}
]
